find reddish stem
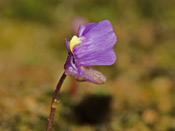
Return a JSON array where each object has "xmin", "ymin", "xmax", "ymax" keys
[{"xmin": 47, "ymin": 72, "xmax": 66, "ymax": 131}]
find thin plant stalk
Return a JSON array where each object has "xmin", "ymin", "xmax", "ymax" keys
[{"xmin": 47, "ymin": 72, "xmax": 67, "ymax": 131}]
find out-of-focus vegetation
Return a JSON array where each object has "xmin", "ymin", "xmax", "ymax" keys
[{"xmin": 0, "ymin": 0, "xmax": 175, "ymax": 130}]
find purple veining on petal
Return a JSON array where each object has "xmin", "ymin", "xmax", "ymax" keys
[
  {"xmin": 73, "ymin": 20, "xmax": 117, "ymax": 66},
  {"xmin": 78, "ymin": 25, "xmax": 86, "ymax": 37},
  {"xmin": 78, "ymin": 23, "xmax": 96, "ymax": 37},
  {"xmin": 64, "ymin": 20, "xmax": 117, "ymax": 84},
  {"xmin": 77, "ymin": 49, "xmax": 116, "ymax": 66},
  {"xmin": 79, "ymin": 20, "xmax": 114, "ymax": 37},
  {"xmin": 74, "ymin": 31, "xmax": 116, "ymax": 56}
]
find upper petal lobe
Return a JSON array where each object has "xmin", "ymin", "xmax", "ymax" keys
[{"xmin": 73, "ymin": 20, "xmax": 117, "ymax": 66}]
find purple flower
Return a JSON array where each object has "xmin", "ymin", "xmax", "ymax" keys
[{"xmin": 64, "ymin": 20, "xmax": 117, "ymax": 84}]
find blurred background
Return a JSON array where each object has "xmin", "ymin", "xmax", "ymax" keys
[{"xmin": 0, "ymin": 0, "xmax": 175, "ymax": 130}]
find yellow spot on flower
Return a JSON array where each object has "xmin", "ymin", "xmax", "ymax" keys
[{"xmin": 70, "ymin": 35, "xmax": 82, "ymax": 52}]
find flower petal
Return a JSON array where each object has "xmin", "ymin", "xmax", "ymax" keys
[
  {"xmin": 77, "ymin": 49, "xmax": 116, "ymax": 66},
  {"xmin": 64, "ymin": 54, "xmax": 106, "ymax": 84},
  {"xmin": 78, "ymin": 20, "xmax": 114, "ymax": 37},
  {"xmin": 73, "ymin": 20, "xmax": 117, "ymax": 66}
]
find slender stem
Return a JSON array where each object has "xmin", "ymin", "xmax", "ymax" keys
[{"xmin": 47, "ymin": 72, "xmax": 67, "ymax": 131}]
